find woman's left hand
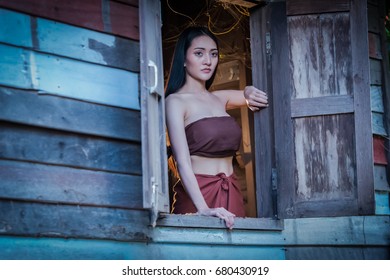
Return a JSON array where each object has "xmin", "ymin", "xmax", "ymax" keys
[{"xmin": 244, "ymin": 86, "xmax": 268, "ymax": 112}]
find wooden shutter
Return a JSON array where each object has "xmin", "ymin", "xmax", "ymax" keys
[
  {"xmin": 251, "ymin": 0, "xmax": 375, "ymax": 218},
  {"xmin": 139, "ymin": 0, "xmax": 169, "ymax": 225}
]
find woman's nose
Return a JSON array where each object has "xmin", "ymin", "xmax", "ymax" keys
[{"xmin": 203, "ymin": 54, "xmax": 211, "ymax": 65}]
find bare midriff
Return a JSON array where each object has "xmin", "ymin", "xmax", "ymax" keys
[{"xmin": 190, "ymin": 155, "xmax": 234, "ymax": 176}]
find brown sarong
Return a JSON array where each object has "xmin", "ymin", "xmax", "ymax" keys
[{"xmin": 171, "ymin": 173, "xmax": 245, "ymax": 217}]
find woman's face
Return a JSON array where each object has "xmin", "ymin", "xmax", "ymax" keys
[{"xmin": 184, "ymin": 35, "xmax": 218, "ymax": 83}]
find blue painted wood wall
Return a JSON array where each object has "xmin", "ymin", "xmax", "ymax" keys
[{"xmin": 0, "ymin": 0, "xmax": 389, "ymax": 260}]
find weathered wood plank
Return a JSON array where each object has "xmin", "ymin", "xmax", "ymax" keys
[
  {"xmin": 293, "ymin": 115, "xmax": 356, "ymax": 204},
  {"xmin": 139, "ymin": 1, "xmax": 169, "ymax": 214},
  {"xmin": 288, "ymin": 13, "xmax": 352, "ymax": 98},
  {"xmin": 377, "ymin": 0, "xmax": 390, "ymax": 190},
  {"xmin": 0, "ymin": 123, "xmax": 142, "ymax": 175},
  {"xmin": 291, "ymin": 95, "xmax": 354, "ymax": 118},
  {"xmin": 286, "ymin": 0, "xmax": 350, "ymax": 16},
  {"xmin": 375, "ymin": 191, "xmax": 390, "ymax": 215},
  {"xmin": 0, "ymin": 200, "xmax": 151, "ymax": 241},
  {"xmin": 270, "ymin": 2, "xmax": 295, "ymax": 219},
  {"xmin": 0, "ymin": 0, "xmax": 139, "ymax": 40},
  {"xmin": 0, "ymin": 160, "xmax": 143, "ymax": 208},
  {"xmin": 0, "ymin": 236, "xmax": 285, "ymax": 260},
  {"xmin": 368, "ymin": 32, "xmax": 382, "ymax": 59},
  {"xmin": 370, "ymin": 59, "xmax": 382, "ymax": 85},
  {"xmin": 113, "ymin": 0, "xmax": 138, "ymax": 7},
  {"xmin": 286, "ymin": 246, "xmax": 390, "ymax": 260},
  {"xmin": 36, "ymin": 17, "xmax": 139, "ymax": 72},
  {"xmin": 110, "ymin": 1, "xmax": 139, "ymax": 40},
  {"xmin": 293, "ymin": 199, "xmax": 358, "ymax": 217},
  {"xmin": 152, "ymin": 226, "xmax": 285, "ymax": 246},
  {"xmin": 370, "ymin": 85, "xmax": 384, "ymax": 113},
  {"xmin": 0, "ymin": 8, "xmax": 139, "ymax": 71},
  {"xmin": 157, "ymin": 214, "xmax": 283, "ymax": 230},
  {"xmin": 283, "ymin": 216, "xmax": 390, "ymax": 245},
  {"xmin": 0, "ymin": 45, "xmax": 32, "ymax": 89},
  {"xmin": 0, "ymin": 8, "xmax": 32, "ymax": 47},
  {"xmin": 374, "ymin": 165, "xmax": 390, "ymax": 191},
  {"xmin": 367, "ymin": 2, "xmax": 380, "ymax": 33},
  {"xmin": 350, "ymin": 0, "xmax": 375, "ymax": 215},
  {"xmin": 250, "ymin": 3, "xmax": 275, "ymax": 218},
  {"xmin": 0, "ymin": 0, "xmax": 104, "ymax": 31},
  {"xmin": 0, "ymin": 43, "xmax": 140, "ymax": 109},
  {"xmin": 0, "ymin": 87, "xmax": 141, "ymax": 142},
  {"xmin": 373, "ymin": 135, "xmax": 388, "ymax": 165},
  {"xmin": 372, "ymin": 112, "xmax": 387, "ymax": 136}
]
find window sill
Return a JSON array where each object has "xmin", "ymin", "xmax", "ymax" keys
[{"xmin": 156, "ymin": 213, "xmax": 283, "ymax": 231}]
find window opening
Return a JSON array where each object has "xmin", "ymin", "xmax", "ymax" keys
[{"xmin": 161, "ymin": 0, "xmax": 258, "ymax": 217}]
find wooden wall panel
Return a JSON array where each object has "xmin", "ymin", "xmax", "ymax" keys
[
  {"xmin": 288, "ymin": 13, "xmax": 352, "ymax": 98},
  {"xmin": 0, "ymin": 0, "xmax": 139, "ymax": 40},
  {"xmin": 0, "ymin": 235, "xmax": 286, "ymax": 260},
  {"xmin": 110, "ymin": 1, "xmax": 139, "ymax": 40},
  {"xmin": 0, "ymin": 43, "xmax": 139, "ymax": 109},
  {"xmin": 114, "ymin": 0, "xmax": 138, "ymax": 6},
  {"xmin": 0, "ymin": 160, "xmax": 143, "ymax": 209},
  {"xmin": 375, "ymin": 192, "xmax": 390, "ymax": 215},
  {"xmin": 293, "ymin": 114, "xmax": 356, "ymax": 203},
  {"xmin": 291, "ymin": 95, "xmax": 354, "ymax": 118},
  {"xmin": 370, "ymin": 59, "xmax": 382, "ymax": 85},
  {"xmin": 287, "ymin": 0, "xmax": 350, "ymax": 16},
  {"xmin": 0, "ymin": 87, "xmax": 141, "ymax": 142},
  {"xmin": 374, "ymin": 165, "xmax": 390, "ymax": 191},
  {"xmin": 373, "ymin": 135, "xmax": 388, "ymax": 165},
  {"xmin": 0, "ymin": 46, "xmax": 33, "ymax": 89},
  {"xmin": 0, "ymin": 0, "xmax": 104, "ymax": 31},
  {"xmin": 372, "ymin": 112, "xmax": 387, "ymax": 136},
  {"xmin": 0, "ymin": 123, "xmax": 142, "ymax": 175},
  {"xmin": 371, "ymin": 86, "xmax": 384, "ymax": 113},
  {"xmin": 367, "ymin": 2, "xmax": 380, "ymax": 33},
  {"xmin": 286, "ymin": 246, "xmax": 390, "ymax": 260},
  {"xmin": 0, "ymin": 200, "xmax": 150, "ymax": 241},
  {"xmin": 35, "ymin": 17, "xmax": 139, "ymax": 72},
  {"xmin": 0, "ymin": 8, "xmax": 32, "ymax": 47},
  {"xmin": 369, "ymin": 32, "xmax": 382, "ymax": 59}
]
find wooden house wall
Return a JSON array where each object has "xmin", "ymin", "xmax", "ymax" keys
[
  {"xmin": 368, "ymin": 0, "xmax": 390, "ymax": 215},
  {"xmin": 0, "ymin": 0, "xmax": 151, "ymax": 244},
  {"xmin": 0, "ymin": 0, "xmax": 388, "ymax": 261}
]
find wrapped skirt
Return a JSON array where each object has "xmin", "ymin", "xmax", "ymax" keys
[{"xmin": 171, "ymin": 172, "xmax": 245, "ymax": 217}]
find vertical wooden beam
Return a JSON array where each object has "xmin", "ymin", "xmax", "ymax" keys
[
  {"xmin": 351, "ymin": 0, "xmax": 375, "ymax": 214},
  {"xmin": 270, "ymin": 2, "xmax": 294, "ymax": 219},
  {"xmin": 139, "ymin": 0, "xmax": 169, "ymax": 220},
  {"xmin": 378, "ymin": 0, "xmax": 390, "ymax": 183},
  {"xmin": 250, "ymin": 4, "xmax": 275, "ymax": 218}
]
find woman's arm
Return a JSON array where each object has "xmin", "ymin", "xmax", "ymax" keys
[
  {"xmin": 165, "ymin": 95, "xmax": 236, "ymax": 229},
  {"xmin": 213, "ymin": 86, "xmax": 268, "ymax": 111}
]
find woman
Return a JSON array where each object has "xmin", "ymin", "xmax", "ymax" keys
[{"xmin": 165, "ymin": 26, "xmax": 268, "ymax": 229}]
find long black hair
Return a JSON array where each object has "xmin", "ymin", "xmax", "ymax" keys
[{"xmin": 165, "ymin": 26, "xmax": 219, "ymax": 97}]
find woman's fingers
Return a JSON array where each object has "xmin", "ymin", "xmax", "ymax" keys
[
  {"xmin": 244, "ymin": 86, "xmax": 268, "ymax": 111},
  {"xmin": 197, "ymin": 207, "xmax": 236, "ymax": 229}
]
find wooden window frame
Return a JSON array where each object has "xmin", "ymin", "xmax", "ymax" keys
[{"xmin": 142, "ymin": 0, "xmax": 376, "ymax": 227}]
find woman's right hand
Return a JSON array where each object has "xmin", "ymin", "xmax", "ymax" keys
[{"xmin": 197, "ymin": 207, "xmax": 236, "ymax": 229}]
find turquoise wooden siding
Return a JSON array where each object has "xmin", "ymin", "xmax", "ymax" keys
[
  {"xmin": 0, "ymin": 8, "xmax": 32, "ymax": 46},
  {"xmin": 375, "ymin": 192, "xmax": 390, "ymax": 215},
  {"xmin": 368, "ymin": 1, "xmax": 390, "ymax": 216},
  {"xmin": 0, "ymin": 236, "xmax": 285, "ymax": 260},
  {"xmin": 1, "ymin": 215, "xmax": 388, "ymax": 260},
  {"xmin": 0, "ymin": 1, "xmax": 144, "ymax": 253},
  {"xmin": 0, "ymin": 8, "xmax": 139, "ymax": 109}
]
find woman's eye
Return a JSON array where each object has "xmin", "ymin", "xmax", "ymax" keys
[
  {"xmin": 211, "ymin": 52, "xmax": 219, "ymax": 57},
  {"xmin": 194, "ymin": 52, "xmax": 203, "ymax": 56}
]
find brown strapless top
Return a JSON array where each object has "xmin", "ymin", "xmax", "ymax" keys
[{"xmin": 185, "ymin": 116, "xmax": 242, "ymax": 158}]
